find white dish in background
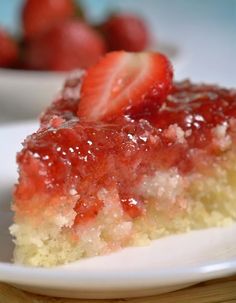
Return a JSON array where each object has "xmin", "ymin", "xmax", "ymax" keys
[
  {"xmin": 0, "ymin": 68, "xmax": 66, "ymax": 121},
  {"xmin": 0, "ymin": 121, "xmax": 235, "ymax": 299}
]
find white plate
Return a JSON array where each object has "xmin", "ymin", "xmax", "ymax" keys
[
  {"xmin": 0, "ymin": 69, "xmax": 66, "ymax": 121},
  {"xmin": 0, "ymin": 121, "xmax": 236, "ymax": 299}
]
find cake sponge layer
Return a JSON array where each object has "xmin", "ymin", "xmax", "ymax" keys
[{"xmin": 11, "ymin": 158, "xmax": 236, "ymax": 267}]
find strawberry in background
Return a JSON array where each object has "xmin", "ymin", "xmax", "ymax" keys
[
  {"xmin": 22, "ymin": 0, "xmax": 76, "ymax": 39},
  {"xmin": 0, "ymin": 1, "xmax": 152, "ymax": 72},
  {"xmin": 0, "ymin": 28, "xmax": 19, "ymax": 67},
  {"xmin": 101, "ymin": 13, "xmax": 150, "ymax": 52},
  {"xmin": 24, "ymin": 20, "xmax": 106, "ymax": 71},
  {"xmin": 22, "ymin": 0, "xmax": 106, "ymax": 71}
]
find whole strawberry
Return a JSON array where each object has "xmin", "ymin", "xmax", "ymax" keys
[
  {"xmin": 0, "ymin": 28, "xmax": 19, "ymax": 68},
  {"xmin": 22, "ymin": 0, "xmax": 76, "ymax": 39},
  {"xmin": 102, "ymin": 13, "xmax": 150, "ymax": 52},
  {"xmin": 24, "ymin": 20, "xmax": 106, "ymax": 71}
]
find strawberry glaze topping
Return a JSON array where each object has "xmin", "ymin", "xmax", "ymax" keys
[
  {"xmin": 14, "ymin": 53, "xmax": 236, "ymax": 222},
  {"xmin": 15, "ymin": 79, "xmax": 236, "ymax": 221}
]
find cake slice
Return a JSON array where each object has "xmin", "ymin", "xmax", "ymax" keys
[{"xmin": 11, "ymin": 51, "xmax": 236, "ymax": 267}]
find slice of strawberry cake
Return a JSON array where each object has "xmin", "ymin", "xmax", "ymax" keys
[{"xmin": 11, "ymin": 51, "xmax": 236, "ymax": 267}]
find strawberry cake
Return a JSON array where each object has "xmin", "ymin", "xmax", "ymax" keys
[{"xmin": 10, "ymin": 51, "xmax": 236, "ymax": 267}]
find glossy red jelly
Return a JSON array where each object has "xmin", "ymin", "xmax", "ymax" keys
[{"xmin": 15, "ymin": 77, "xmax": 236, "ymax": 222}]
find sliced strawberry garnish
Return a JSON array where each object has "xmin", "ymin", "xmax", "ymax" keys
[{"xmin": 77, "ymin": 51, "xmax": 173, "ymax": 121}]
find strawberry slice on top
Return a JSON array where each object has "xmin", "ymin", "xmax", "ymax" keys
[{"xmin": 77, "ymin": 51, "xmax": 173, "ymax": 122}]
